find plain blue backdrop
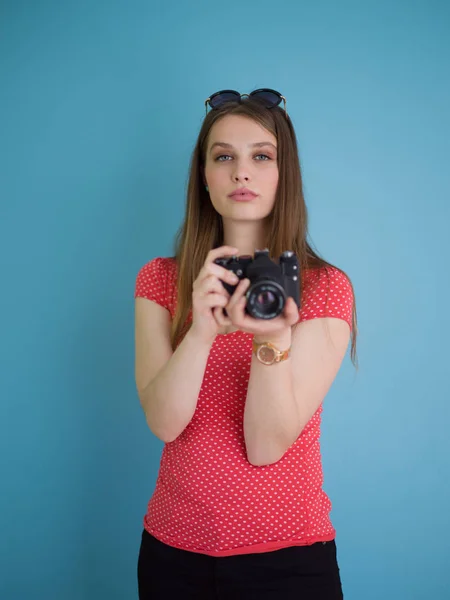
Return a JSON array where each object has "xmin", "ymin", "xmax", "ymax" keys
[{"xmin": 1, "ymin": 1, "xmax": 449, "ymax": 598}]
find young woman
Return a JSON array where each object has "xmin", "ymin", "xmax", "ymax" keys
[{"xmin": 134, "ymin": 89, "xmax": 358, "ymax": 599}]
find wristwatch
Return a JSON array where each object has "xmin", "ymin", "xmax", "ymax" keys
[{"xmin": 252, "ymin": 339, "xmax": 291, "ymax": 366}]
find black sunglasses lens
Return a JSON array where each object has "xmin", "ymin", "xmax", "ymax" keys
[
  {"xmin": 251, "ymin": 90, "xmax": 282, "ymax": 107},
  {"xmin": 209, "ymin": 91, "xmax": 240, "ymax": 109}
]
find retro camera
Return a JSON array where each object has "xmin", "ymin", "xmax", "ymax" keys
[{"xmin": 214, "ymin": 249, "xmax": 300, "ymax": 319}]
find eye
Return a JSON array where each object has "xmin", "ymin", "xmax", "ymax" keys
[{"xmin": 214, "ymin": 153, "xmax": 272, "ymax": 162}]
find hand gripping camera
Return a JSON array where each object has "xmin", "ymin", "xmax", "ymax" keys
[{"xmin": 214, "ymin": 249, "xmax": 301, "ymax": 319}]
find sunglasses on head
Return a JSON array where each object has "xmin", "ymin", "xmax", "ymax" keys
[{"xmin": 205, "ymin": 88, "xmax": 287, "ymax": 116}]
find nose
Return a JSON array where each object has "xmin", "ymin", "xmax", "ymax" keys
[{"xmin": 232, "ymin": 167, "xmax": 250, "ymax": 183}]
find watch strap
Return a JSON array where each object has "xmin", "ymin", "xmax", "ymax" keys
[{"xmin": 252, "ymin": 339, "xmax": 291, "ymax": 365}]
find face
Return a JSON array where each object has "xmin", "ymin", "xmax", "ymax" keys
[{"xmin": 203, "ymin": 115, "xmax": 279, "ymax": 222}]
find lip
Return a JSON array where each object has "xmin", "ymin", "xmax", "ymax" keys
[{"xmin": 228, "ymin": 187, "xmax": 258, "ymax": 200}]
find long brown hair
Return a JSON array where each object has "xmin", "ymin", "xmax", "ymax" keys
[{"xmin": 170, "ymin": 97, "xmax": 358, "ymax": 368}]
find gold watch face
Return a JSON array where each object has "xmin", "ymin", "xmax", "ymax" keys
[{"xmin": 257, "ymin": 345, "xmax": 277, "ymax": 365}]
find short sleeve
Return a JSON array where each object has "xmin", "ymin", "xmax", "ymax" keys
[
  {"xmin": 300, "ymin": 267, "xmax": 354, "ymax": 330},
  {"xmin": 135, "ymin": 257, "xmax": 169, "ymax": 310}
]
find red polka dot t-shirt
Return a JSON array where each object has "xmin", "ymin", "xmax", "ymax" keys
[{"xmin": 135, "ymin": 257, "xmax": 354, "ymax": 557}]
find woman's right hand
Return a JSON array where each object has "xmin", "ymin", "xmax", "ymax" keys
[{"xmin": 190, "ymin": 246, "xmax": 241, "ymax": 345}]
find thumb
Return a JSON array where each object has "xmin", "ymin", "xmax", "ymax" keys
[{"xmin": 287, "ymin": 297, "xmax": 299, "ymax": 323}]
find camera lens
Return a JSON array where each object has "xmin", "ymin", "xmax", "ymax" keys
[
  {"xmin": 256, "ymin": 290, "xmax": 277, "ymax": 310},
  {"xmin": 246, "ymin": 281, "xmax": 285, "ymax": 319}
]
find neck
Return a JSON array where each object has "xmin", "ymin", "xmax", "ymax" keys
[{"xmin": 221, "ymin": 219, "xmax": 268, "ymax": 256}]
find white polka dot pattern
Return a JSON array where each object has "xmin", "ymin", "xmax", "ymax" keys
[
  {"xmin": 300, "ymin": 267, "xmax": 354, "ymax": 330},
  {"xmin": 135, "ymin": 257, "xmax": 354, "ymax": 557}
]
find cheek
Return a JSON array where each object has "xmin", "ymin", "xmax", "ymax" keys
[
  {"xmin": 273, "ymin": 171, "xmax": 279, "ymax": 187},
  {"xmin": 204, "ymin": 167, "xmax": 224, "ymax": 188},
  {"xmin": 267, "ymin": 169, "xmax": 279, "ymax": 192}
]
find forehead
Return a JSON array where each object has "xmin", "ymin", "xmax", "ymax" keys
[{"xmin": 207, "ymin": 114, "xmax": 277, "ymax": 148}]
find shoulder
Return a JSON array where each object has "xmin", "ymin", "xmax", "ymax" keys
[
  {"xmin": 300, "ymin": 265, "xmax": 354, "ymax": 330},
  {"xmin": 136, "ymin": 256, "xmax": 177, "ymax": 281},
  {"xmin": 135, "ymin": 256, "xmax": 177, "ymax": 307}
]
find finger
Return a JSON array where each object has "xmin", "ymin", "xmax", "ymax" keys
[
  {"xmin": 197, "ymin": 293, "xmax": 229, "ymax": 309},
  {"xmin": 194, "ymin": 274, "xmax": 230, "ymax": 297},
  {"xmin": 226, "ymin": 291, "xmax": 249, "ymax": 325},
  {"xmin": 213, "ymin": 306, "xmax": 232, "ymax": 327},
  {"xmin": 206, "ymin": 246, "xmax": 239, "ymax": 263},
  {"xmin": 237, "ymin": 308, "xmax": 293, "ymax": 334},
  {"xmin": 227, "ymin": 277, "xmax": 251, "ymax": 319},
  {"xmin": 285, "ymin": 297, "xmax": 300, "ymax": 324},
  {"xmin": 227, "ymin": 278, "xmax": 250, "ymax": 309},
  {"xmin": 196, "ymin": 264, "xmax": 240, "ymax": 288},
  {"xmin": 240, "ymin": 320, "xmax": 288, "ymax": 337}
]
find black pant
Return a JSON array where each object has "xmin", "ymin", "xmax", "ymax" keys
[{"xmin": 137, "ymin": 529, "xmax": 343, "ymax": 599}]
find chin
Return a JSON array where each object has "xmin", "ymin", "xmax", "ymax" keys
[
  {"xmin": 213, "ymin": 199, "xmax": 274, "ymax": 220},
  {"xmin": 224, "ymin": 211, "xmax": 273, "ymax": 223}
]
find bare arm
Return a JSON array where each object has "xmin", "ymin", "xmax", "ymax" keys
[
  {"xmin": 135, "ymin": 298, "xmax": 213, "ymax": 443},
  {"xmin": 244, "ymin": 318, "xmax": 351, "ymax": 466},
  {"xmin": 244, "ymin": 328, "xmax": 298, "ymax": 466},
  {"xmin": 134, "ymin": 246, "xmax": 240, "ymax": 443}
]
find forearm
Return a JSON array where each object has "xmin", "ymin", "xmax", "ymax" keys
[
  {"xmin": 244, "ymin": 330, "xmax": 300, "ymax": 466},
  {"xmin": 140, "ymin": 328, "xmax": 213, "ymax": 443}
]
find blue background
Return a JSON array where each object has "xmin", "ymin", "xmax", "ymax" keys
[{"xmin": 1, "ymin": 1, "xmax": 449, "ymax": 598}]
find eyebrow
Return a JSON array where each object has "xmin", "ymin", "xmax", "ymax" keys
[{"xmin": 209, "ymin": 141, "xmax": 277, "ymax": 153}]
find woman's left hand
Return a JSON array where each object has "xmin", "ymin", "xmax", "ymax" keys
[{"xmin": 220, "ymin": 278, "xmax": 299, "ymax": 341}]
